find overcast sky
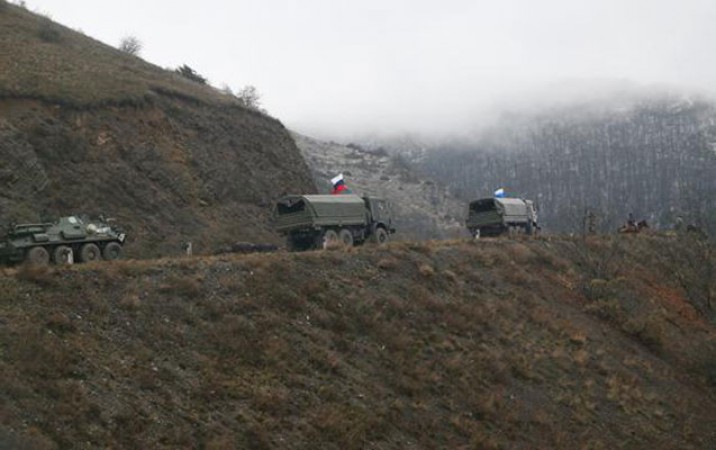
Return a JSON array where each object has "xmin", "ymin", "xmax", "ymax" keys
[{"xmin": 24, "ymin": 0, "xmax": 716, "ymax": 137}]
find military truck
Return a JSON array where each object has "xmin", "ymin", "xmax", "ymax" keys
[
  {"xmin": 0, "ymin": 215, "xmax": 126, "ymax": 265},
  {"xmin": 275, "ymin": 194, "xmax": 395, "ymax": 250},
  {"xmin": 466, "ymin": 197, "xmax": 538, "ymax": 238}
]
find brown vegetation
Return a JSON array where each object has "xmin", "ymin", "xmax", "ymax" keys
[
  {"xmin": 0, "ymin": 4, "xmax": 316, "ymax": 258},
  {"xmin": 0, "ymin": 235, "xmax": 714, "ymax": 449}
]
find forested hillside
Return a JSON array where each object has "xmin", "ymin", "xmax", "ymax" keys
[{"xmin": 416, "ymin": 95, "xmax": 716, "ymax": 235}]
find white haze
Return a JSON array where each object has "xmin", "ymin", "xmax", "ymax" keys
[{"xmin": 25, "ymin": 0, "xmax": 716, "ymax": 139}]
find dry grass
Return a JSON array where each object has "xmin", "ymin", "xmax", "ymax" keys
[
  {"xmin": 0, "ymin": 235, "xmax": 713, "ymax": 448},
  {"xmin": 159, "ymin": 274, "xmax": 202, "ymax": 298},
  {"xmin": 14, "ymin": 263, "xmax": 55, "ymax": 286},
  {"xmin": 377, "ymin": 256, "xmax": 398, "ymax": 270},
  {"xmin": 623, "ymin": 312, "xmax": 667, "ymax": 352},
  {"xmin": 418, "ymin": 263, "xmax": 435, "ymax": 277},
  {"xmin": 0, "ymin": 3, "xmax": 238, "ymax": 107}
]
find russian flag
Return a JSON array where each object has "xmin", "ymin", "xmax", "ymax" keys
[{"xmin": 331, "ymin": 173, "xmax": 344, "ymax": 187}]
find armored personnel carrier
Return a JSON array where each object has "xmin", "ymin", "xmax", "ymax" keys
[
  {"xmin": 0, "ymin": 216, "xmax": 126, "ymax": 265},
  {"xmin": 275, "ymin": 194, "xmax": 395, "ymax": 251}
]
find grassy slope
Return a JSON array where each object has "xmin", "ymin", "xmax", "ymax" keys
[
  {"xmin": 0, "ymin": 2, "xmax": 229, "ymax": 106},
  {"xmin": 0, "ymin": 2, "xmax": 317, "ymax": 257},
  {"xmin": 0, "ymin": 234, "xmax": 714, "ymax": 449}
]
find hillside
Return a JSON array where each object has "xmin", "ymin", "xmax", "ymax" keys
[
  {"xmin": 377, "ymin": 93, "xmax": 716, "ymax": 236},
  {"xmin": 293, "ymin": 133, "xmax": 465, "ymax": 240},
  {"xmin": 0, "ymin": 2, "xmax": 316, "ymax": 258},
  {"xmin": 0, "ymin": 233, "xmax": 714, "ymax": 449}
]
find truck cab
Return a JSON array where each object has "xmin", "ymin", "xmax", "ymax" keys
[{"xmin": 364, "ymin": 197, "xmax": 395, "ymax": 235}]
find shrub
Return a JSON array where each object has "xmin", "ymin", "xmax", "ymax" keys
[
  {"xmin": 377, "ymin": 257, "xmax": 398, "ymax": 270},
  {"xmin": 159, "ymin": 275, "xmax": 202, "ymax": 298},
  {"xmin": 624, "ymin": 313, "xmax": 666, "ymax": 352},
  {"xmin": 37, "ymin": 17, "xmax": 62, "ymax": 43},
  {"xmin": 46, "ymin": 311, "xmax": 76, "ymax": 334},
  {"xmin": 175, "ymin": 64, "xmax": 207, "ymax": 84},
  {"xmin": 15, "ymin": 264, "xmax": 55, "ymax": 286},
  {"xmin": 418, "ymin": 263, "xmax": 435, "ymax": 277},
  {"xmin": 119, "ymin": 35, "xmax": 142, "ymax": 55}
]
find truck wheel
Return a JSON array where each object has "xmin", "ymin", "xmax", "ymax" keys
[
  {"xmin": 286, "ymin": 236, "xmax": 299, "ymax": 252},
  {"xmin": 102, "ymin": 242, "xmax": 123, "ymax": 260},
  {"xmin": 79, "ymin": 243, "xmax": 101, "ymax": 263},
  {"xmin": 53, "ymin": 245, "xmax": 74, "ymax": 264},
  {"xmin": 371, "ymin": 227, "xmax": 389, "ymax": 245},
  {"xmin": 338, "ymin": 229, "xmax": 354, "ymax": 247},
  {"xmin": 26, "ymin": 246, "xmax": 50, "ymax": 265},
  {"xmin": 322, "ymin": 229, "xmax": 339, "ymax": 249}
]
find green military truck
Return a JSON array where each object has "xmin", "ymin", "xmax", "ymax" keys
[
  {"xmin": 0, "ymin": 215, "xmax": 126, "ymax": 265},
  {"xmin": 275, "ymin": 194, "xmax": 395, "ymax": 250},
  {"xmin": 466, "ymin": 197, "xmax": 538, "ymax": 238}
]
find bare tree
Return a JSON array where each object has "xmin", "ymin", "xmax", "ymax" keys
[
  {"xmin": 237, "ymin": 85, "xmax": 262, "ymax": 111},
  {"xmin": 119, "ymin": 36, "xmax": 142, "ymax": 56}
]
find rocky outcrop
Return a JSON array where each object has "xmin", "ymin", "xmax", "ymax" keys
[{"xmin": 293, "ymin": 132, "xmax": 465, "ymax": 240}]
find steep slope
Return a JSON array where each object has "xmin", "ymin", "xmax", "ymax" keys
[
  {"xmin": 412, "ymin": 94, "xmax": 716, "ymax": 236},
  {"xmin": 0, "ymin": 234, "xmax": 714, "ymax": 449},
  {"xmin": 293, "ymin": 132, "xmax": 465, "ymax": 240},
  {"xmin": 0, "ymin": 3, "xmax": 316, "ymax": 258}
]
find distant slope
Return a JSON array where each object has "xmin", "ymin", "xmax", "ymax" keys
[
  {"xmin": 0, "ymin": 234, "xmax": 714, "ymax": 448},
  {"xmin": 411, "ymin": 94, "xmax": 716, "ymax": 235},
  {"xmin": 293, "ymin": 132, "xmax": 465, "ymax": 240},
  {"xmin": 0, "ymin": 3, "xmax": 316, "ymax": 257}
]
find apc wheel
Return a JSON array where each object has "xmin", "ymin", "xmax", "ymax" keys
[
  {"xmin": 79, "ymin": 243, "xmax": 101, "ymax": 263},
  {"xmin": 102, "ymin": 242, "xmax": 123, "ymax": 260},
  {"xmin": 26, "ymin": 246, "xmax": 50, "ymax": 265},
  {"xmin": 371, "ymin": 227, "xmax": 389, "ymax": 245},
  {"xmin": 53, "ymin": 245, "xmax": 74, "ymax": 264},
  {"xmin": 322, "ymin": 229, "xmax": 339, "ymax": 249},
  {"xmin": 338, "ymin": 229, "xmax": 354, "ymax": 247}
]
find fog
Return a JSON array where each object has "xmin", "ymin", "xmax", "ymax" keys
[{"xmin": 25, "ymin": 0, "xmax": 716, "ymax": 138}]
